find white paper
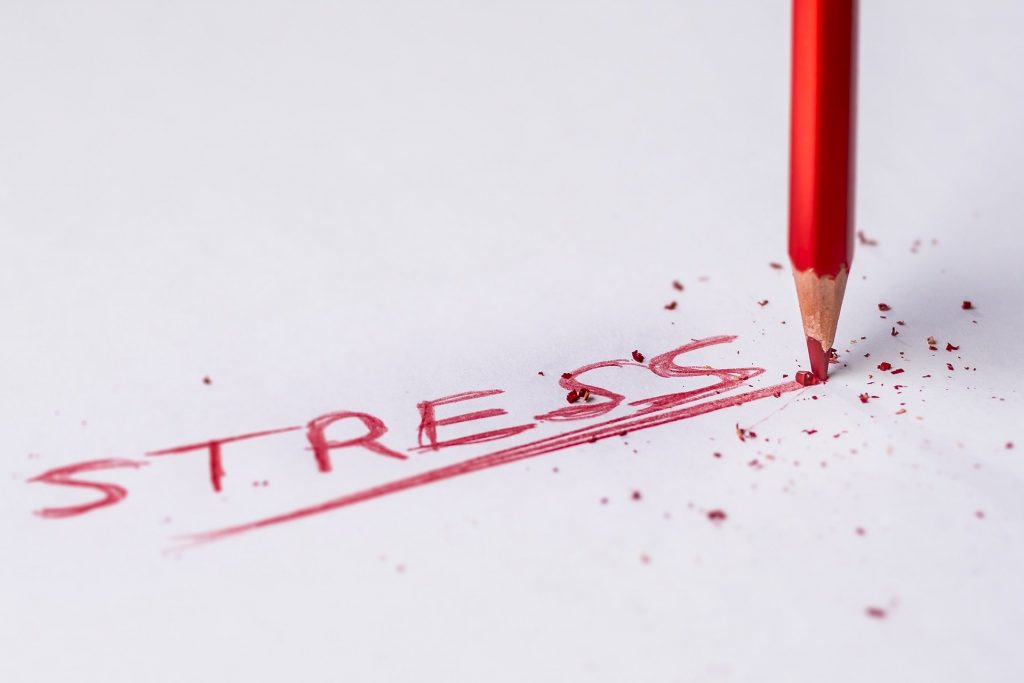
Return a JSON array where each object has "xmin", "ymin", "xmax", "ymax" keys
[{"xmin": 2, "ymin": 2, "xmax": 1023, "ymax": 681}]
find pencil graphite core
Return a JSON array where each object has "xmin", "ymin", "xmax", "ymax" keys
[{"xmin": 806, "ymin": 336, "xmax": 829, "ymax": 381}]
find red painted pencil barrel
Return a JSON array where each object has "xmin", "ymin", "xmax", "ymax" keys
[{"xmin": 788, "ymin": 0, "xmax": 858, "ymax": 276}]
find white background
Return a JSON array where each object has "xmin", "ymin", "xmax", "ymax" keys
[{"xmin": 1, "ymin": 1, "xmax": 1023, "ymax": 681}]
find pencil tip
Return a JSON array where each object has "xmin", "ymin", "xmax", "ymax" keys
[
  {"xmin": 806, "ymin": 336, "xmax": 829, "ymax": 380},
  {"xmin": 792, "ymin": 267, "xmax": 848, "ymax": 380}
]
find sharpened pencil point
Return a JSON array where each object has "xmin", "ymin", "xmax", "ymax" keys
[{"xmin": 806, "ymin": 336, "xmax": 829, "ymax": 380}]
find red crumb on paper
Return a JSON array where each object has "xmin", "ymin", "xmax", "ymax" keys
[
  {"xmin": 891, "ymin": 368, "xmax": 905, "ymax": 375},
  {"xmin": 202, "ymin": 376, "xmax": 212, "ymax": 385},
  {"xmin": 946, "ymin": 363, "xmax": 955, "ymax": 371},
  {"xmin": 976, "ymin": 510, "xmax": 985, "ymax": 519},
  {"xmin": 1007, "ymin": 442, "xmax": 1014, "ymax": 450},
  {"xmin": 803, "ymin": 429, "xmax": 817, "ymax": 435},
  {"xmin": 962, "ymin": 300, "xmax": 973, "ymax": 310},
  {"xmin": 855, "ymin": 527, "xmax": 866, "ymax": 536},
  {"xmin": 890, "ymin": 326, "xmax": 898, "ymax": 337},
  {"xmin": 795, "ymin": 370, "xmax": 819, "ymax": 387},
  {"xmin": 631, "ymin": 490, "xmax": 642, "ymax": 501},
  {"xmin": 735, "ymin": 425, "xmax": 758, "ymax": 442},
  {"xmin": 946, "ymin": 343, "xmax": 959, "ymax": 351},
  {"xmin": 707, "ymin": 509, "xmax": 727, "ymax": 523},
  {"xmin": 631, "ymin": 350, "xmax": 645, "ymax": 363},
  {"xmin": 828, "ymin": 348, "xmax": 839, "ymax": 364},
  {"xmin": 664, "ymin": 301, "xmax": 678, "ymax": 310},
  {"xmin": 878, "ymin": 303, "xmax": 891, "ymax": 311},
  {"xmin": 758, "ymin": 299, "xmax": 769, "ymax": 307},
  {"xmin": 561, "ymin": 372, "xmax": 572, "ymax": 379},
  {"xmin": 866, "ymin": 607, "xmax": 887, "ymax": 619},
  {"xmin": 566, "ymin": 390, "xmax": 580, "ymax": 404},
  {"xmin": 672, "ymin": 280, "xmax": 684, "ymax": 291},
  {"xmin": 859, "ymin": 393, "xmax": 869, "ymax": 404},
  {"xmin": 713, "ymin": 451, "xmax": 722, "ymax": 458},
  {"xmin": 537, "ymin": 371, "xmax": 545, "ymax": 376},
  {"xmin": 878, "ymin": 362, "xmax": 892, "ymax": 371},
  {"xmin": 640, "ymin": 553, "xmax": 651, "ymax": 565},
  {"xmin": 856, "ymin": 231, "xmax": 878, "ymax": 246},
  {"xmin": 769, "ymin": 262, "xmax": 784, "ymax": 270}
]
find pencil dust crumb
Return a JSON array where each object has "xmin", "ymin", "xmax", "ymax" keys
[
  {"xmin": 878, "ymin": 362, "xmax": 892, "ymax": 371},
  {"xmin": 758, "ymin": 299, "xmax": 769, "ymax": 307},
  {"xmin": 891, "ymin": 326, "xmax": 899, "ymax": 337},
  {"xmin": 631, "ymin": 350, "xmax": 645, "ymax": 363},
  {"xmin": 600, "ymin": 497, "xmax": 609, "ymax": 505},
  {"xmin": 664, "ymin": 301, "xmax": 678, "ymax": 310},
  {"xmin": 946, "ymin": 342, "xmax": 960, "ymax": 351},
  {"xmin": 946, "ymin": 363, "xmax": 955, "ymax": 372},
  {"xmin": 891, "ymin": 368, "xmax": 905, "ymax": 375},
  {"xmin": 878, "ymin": 303, "xmax": 891, "ymax": 311},
  {"xmin": 1007, "ymin": 442, "xmax": 1015, "ymax": 450},
  {"xmin": 640, "ymin": 553, "xmax": 651, "ymax": 565},
  {"xmin": 859, "ymin": 393, "xmax": 870, "ymax": 403},
  {"xmin": 865, "ymin": 607, "xmax": 887, "ymax": 619},
  {"xmin": 537, "ymin": 371, "xmax": 545, "ymax": 376},
  {"xmin": 795, "ymin": 370, "xmax": 819, "ymax": 386},
  {"xmin": 202, "ymin": 376, "xmax": 212, "ymax": 385},
  {"xmin": 707, "ymin": 510, "xmax": 727, "ymax": 524},
  {"xmin": 962, "ymin": 300, "xmax": 973, "ymax": 310},
  {"xmin": 713, "ymin": 451, "xmax": 722, "ymax": 458},
  {"xmin": 631, "ymin": 490, "xmax": 642, "ymax": 501},
  {"xmin": 769, "ymin": 262, "xmax": 784, "ymax": 270},
  {"xmin": 672, "ymin": 280, "xmax": 684, "ymax": 291},
  {"xmin": 856, "ymin": 230, "xmax": 878, "ymax": 246},
  {"xmin": 566, "ymin": 389, "xmax": 580, "ymax": 404},
  {"xmin": 976, "ymin": 510, "xmax": 985, "ymax": 519},
  {"xmin": 855, "ymin": 527, "xmax": 866, "ymax": 536},
  {"xmin": 828, "ymin": 348, "xmax": 839, "ymax": 364},
  {"xmin": 736, "ymin": 425, "xmax": 757, "ymax": 441},
  {"xmin": 561, "ymin": 372, "xmax": 572, "ymax": 379}
]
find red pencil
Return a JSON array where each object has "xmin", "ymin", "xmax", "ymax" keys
[{"xmin": 789, "ymin": 0, "xmax": 858, "ymax": 380}]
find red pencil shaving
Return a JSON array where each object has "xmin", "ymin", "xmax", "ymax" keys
[{"xmin": 795, "ymin": 370, "xmax": 820, "ymax": 387}]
